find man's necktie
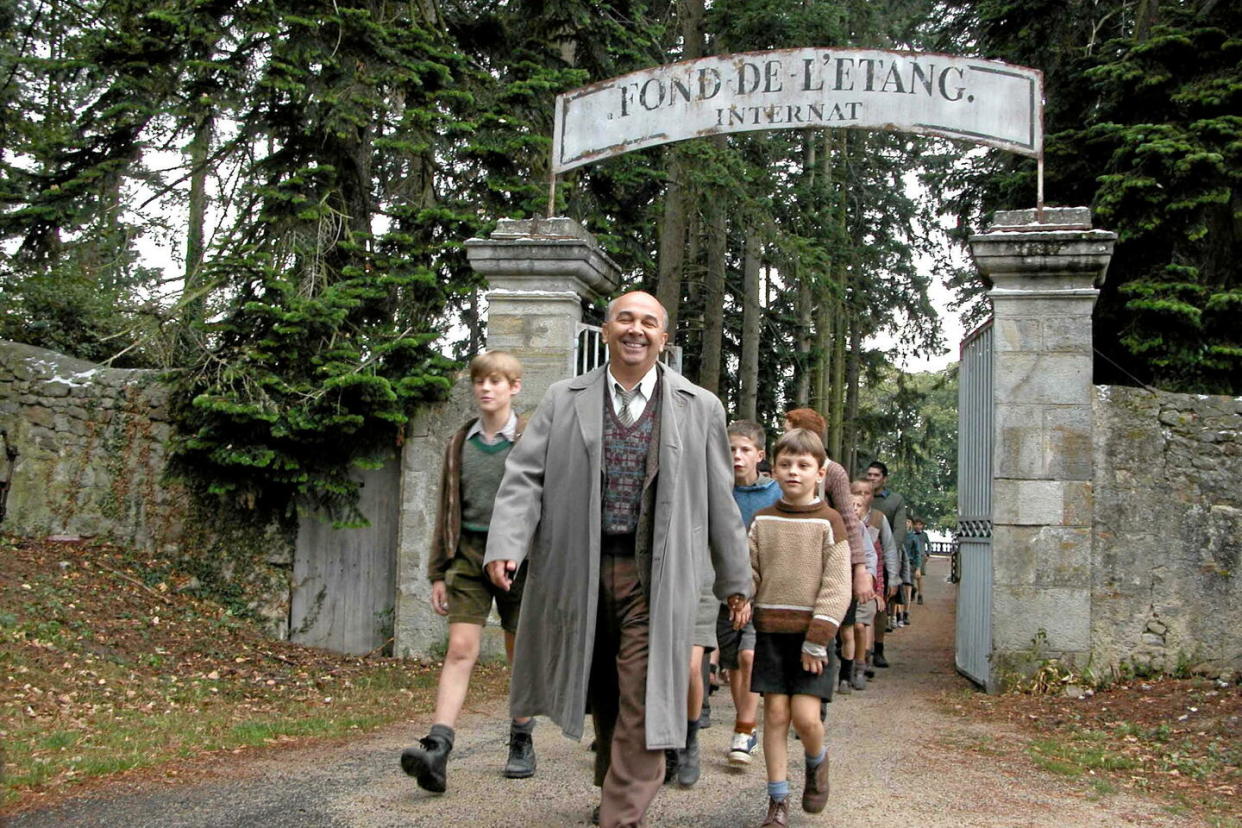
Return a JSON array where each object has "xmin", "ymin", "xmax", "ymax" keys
[{"xmin": 616, "ymin": 385, "xmax": 637, "ymax": 426}]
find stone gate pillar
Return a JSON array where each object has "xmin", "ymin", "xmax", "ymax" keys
[
  {"xmin": 465, "ymin": 216, "xmax": 621, "ymax": 405},
  {"xmin": 970, "ymin": 207, "xmax": 1115, "ymax": 686},
  {"xmin": 393, "ymin": 217, "xmax": 619, "ymax": 659}
]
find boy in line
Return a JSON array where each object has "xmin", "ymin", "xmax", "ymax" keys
[
  {"xmin": 719, "ymin": 420, "xmax": 782, "ymax": 767},
  {"xmin": 838, "ymin": 481, "xmax": 883, "ymax": 693},
  {"xmin": 906, "ymin": 518, "xmax": 930, "ymax": 607},
  {"xmin": 400, "ymin": 351, "xmax": 535, "ymax": 792},
  {"xmin": 748, "ymin": 429, "xmax": 852, "ymax": 826}
]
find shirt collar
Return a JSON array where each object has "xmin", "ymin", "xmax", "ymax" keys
[
  {"xmin": 607, "ymin": 363, "xmax": 659, "ymax": 402},
  {"xmin": 466, "ymin": 410, "xmax": 518, "ymax": 444}
]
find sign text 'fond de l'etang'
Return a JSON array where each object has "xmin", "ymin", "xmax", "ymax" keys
[{"xmin": 552, "ymin": 48, "xmax": 1043, "ymax": 173}]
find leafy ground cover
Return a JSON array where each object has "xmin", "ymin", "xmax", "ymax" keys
[
  {"xmin": 0, "ymin": 534, "xmax": 505, "ymax": 814},
  {"xmin": 947, "ymin": 677, "xmax": 1241, "ymax": 827}
]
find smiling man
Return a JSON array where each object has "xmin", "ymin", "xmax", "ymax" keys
[{"xmin": 484, "ymin": 291, "xmax": 752, "ymax": 828}]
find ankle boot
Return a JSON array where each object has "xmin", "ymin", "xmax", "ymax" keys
[
  {"xmin": 677, "ymin": 719, "xmax": 701, "ymax": 786},
  {"xmin": 400, "ymin": 727, "xmax": 453, "ymax": 793},
  {"xmin": 504, "ymin": 722, "xmax": 537, "ymax": 779}
]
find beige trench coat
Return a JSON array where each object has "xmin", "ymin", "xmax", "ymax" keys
[{"xmin": 484, "ymin": 364, "xmax": 751, "ymax": 749}]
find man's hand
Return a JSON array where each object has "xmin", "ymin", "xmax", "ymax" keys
[
  {"xmin": 800, "ymin": 652, "xmax": 826, "ymax": 675},
  {"xmin": 852, "ymin": 564, "xmax": 874, "ymax": 603},
  {"xmin": 728, "ymin": 596, "xmax": 751, "ymax": 630},
  {"xmin": 486, "ymin": 559, "xmax": 517, "ymax": 591},
  {"xmin": 430, "ymin": 579, "xmax": 448, "ymax": 616}
]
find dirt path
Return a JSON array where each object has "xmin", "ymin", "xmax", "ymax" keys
[{"xmin": 6, "ymin": 558, "xmax": 1192, "ymax": 827}]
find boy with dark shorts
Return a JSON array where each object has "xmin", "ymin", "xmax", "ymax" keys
[
  {"xmin": 720, "ymin": 420, "xmax": 781, "ymax": 767},
  {"xmin": 747, "ymin": 429, "xmax": 852, "ymax": 826},
  {"xmin": 400, "ymin": 351, "xmax": 535, "ymax": 792}
]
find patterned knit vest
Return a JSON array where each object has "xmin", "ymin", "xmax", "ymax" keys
[{"xmin": 601, "ymin": 379, "xmax": 660, "ymax": 536}]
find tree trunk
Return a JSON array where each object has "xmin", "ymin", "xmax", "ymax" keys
[
  {"xmin": 699, "ymin": 194, "xmax": 726, "ymax": 393},
  {"xmin": 184, "ymin": 110, "xmax": 210, "ymax": 318},
  {"xmin": 828, "ymin": 299, "xmax": 846, "ymax": 463},
  {"xmin": 656, "ymin": 153, "xmax": 687, "ymax": 336},
  {"xmin": 739, "ymin": 229, "xmax": 761, "ymax": 420},
  {"xmin": 655, "ymin": 1, "xmax": 704, "ymax": 336},
  {"xmin": 844, "ymin": 313, "xmax": 862, "ymax": 474}
]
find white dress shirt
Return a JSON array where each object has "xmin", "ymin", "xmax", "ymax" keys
[
  {"xmin": 606, "ymin": 364, "xmax": 659, "ymax": 422},
  {"xmin": 466, "ymin": 410, "xmax": 518, "ymax": 445}
]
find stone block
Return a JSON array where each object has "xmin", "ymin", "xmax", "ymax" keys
[
  {"xmin": 994, "ymin": 479, "xmax": 1092, "ymax": 526},
  {"xmin": 1042, "ymin": 315, "xmax": 1094, "ymax": 353},
  {"xmin": 995, "ymin": 404, "xmax": 1091, "ymax": 480},
  {"xmin": 993, "ymin": 525, "xmax": 1092, "ymax": 588},
  {"xmin": 994, "ymin": 353, "xmax": 1094, "ymax": 406},
  {"xmin": 994, "ymin": 318, "xmax": 1042, "ymax": 352},
  {"xmin": 990, "ymin": 207, "xmax": 1093, "ymax": 230},
  {"xmin": 992, "ymin": 585, "xmax": 1091, "ymax": 653}
]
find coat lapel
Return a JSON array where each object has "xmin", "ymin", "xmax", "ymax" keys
[
  {"xmin": 653, "ymin": 366, "xmax": 686, "ymax": 550},
  {"xmin": 571, "ymin": 367, "xmax": 606, "ymax": 479}
]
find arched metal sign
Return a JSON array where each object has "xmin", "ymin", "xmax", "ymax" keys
[{"xmin": 549, "ymin": 47, "xmax": 1044, "ymax": 206}]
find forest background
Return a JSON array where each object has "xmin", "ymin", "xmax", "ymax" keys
[{"xmin": 0, "ymin": 0, "xmax": 1237, "ymax": 533}]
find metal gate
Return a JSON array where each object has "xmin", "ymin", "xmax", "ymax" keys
[
  {"xmin": 956, "ymin": 319, "xmax": 993, "ymax": 687},
  {"xmin": 574, "ymin": 322, "xmax": 683, "ymax": 375}
]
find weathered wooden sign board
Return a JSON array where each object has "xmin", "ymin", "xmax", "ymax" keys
[{"xmin": 551, "ymin": 48, "xmax": 1043, "ymax": 174}]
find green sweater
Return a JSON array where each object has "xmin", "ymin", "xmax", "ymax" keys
[{"xmin": 459, "ymin": 434, "xmax": 513, "ymax": 533}]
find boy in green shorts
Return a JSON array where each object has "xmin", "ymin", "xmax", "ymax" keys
[{"xmin": 400, "ymin": 351, "xmax": 535, "ymax": 792}]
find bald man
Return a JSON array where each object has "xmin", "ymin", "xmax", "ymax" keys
[{"xmin": 485, "ymin": 292, "xmax": 752, "ymax": 827}]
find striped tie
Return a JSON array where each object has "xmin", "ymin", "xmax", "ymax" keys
[{"xmin": 616, "ymin": 385, "xmax": 637, "ymax": 426}]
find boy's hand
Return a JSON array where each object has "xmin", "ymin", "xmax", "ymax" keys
[
  {"xmin": 430, "ymin": 580, "xmax": 448, "ymax": 616},
  {"xmin": 728, "ymin": 597, "xmax": 751, "ymax": 630},
  {"xmin": 853, "ymin": 564, "xmax": 875, "ymax": 603},
  {"xmin": 486, "ymin": 559, "xmax": 517, "ymax": 591},
  {"xmin": 801, "ymin": 652, "xmax": 826, "ymax": 674}
]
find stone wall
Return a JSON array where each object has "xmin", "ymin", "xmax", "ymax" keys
[
  {"xmin": 0, "ymin": 340, "xmax": 294, "ymax": 635},
  {"xmin": 1092, "ymin": 385, "xmax": 1242, "ymax": 676}
]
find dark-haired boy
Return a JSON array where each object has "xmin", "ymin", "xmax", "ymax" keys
[{"xmin": 400, "ymin": 351, "xmax": 535, "ymax": 792}]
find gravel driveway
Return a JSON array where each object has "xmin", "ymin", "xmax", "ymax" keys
[{"xmin": 7, "ymin": 558, "xmax": 1192, "ymax": 827}]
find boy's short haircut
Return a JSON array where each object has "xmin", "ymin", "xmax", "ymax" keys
[
  {"xmin": 772, "ymin": 428, "xmax": 827, "ymax": 466},
  {"xmin": 868, "ymin": 460, "xmax": 889, "ymax": 477},
  {"xmin": 469, "ymin": 350, "xmax": 522, "ymax": 383},
  {"xmin": 727, "ymin": 419, "xmax": 766, "ymax": 447},
  {"xmin": 850, "ymin": 479, "xmax": 873, "ymax": 495},
  {"xmin": 784, "ymin": 407, "xmax": 827, "ymax": 440}
]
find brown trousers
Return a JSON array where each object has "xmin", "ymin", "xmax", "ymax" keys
[{"xmin": 590, "ymin": 555, "xmax": 663, "ymax": 828}]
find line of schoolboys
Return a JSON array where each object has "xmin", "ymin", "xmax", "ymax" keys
[{"xmin": 398, "ymin": 348, "xmax": 911, "ymax": 825}]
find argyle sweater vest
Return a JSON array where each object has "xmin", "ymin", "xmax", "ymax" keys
[{"xmin": 601, "ymin": 382, "xmax": 660, "ymax": 536}]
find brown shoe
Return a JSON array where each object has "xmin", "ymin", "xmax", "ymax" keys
[
  {"xmin": 802, "ymin": 753, "xmax": 831, "ymax": 813},
  {"xmin": 760, "ymin": 796, "xmax": 789, "ymax": 826}
]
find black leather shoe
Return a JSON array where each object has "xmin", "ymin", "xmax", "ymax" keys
[
  {"xmin": 504, "ymin": 730, "xmax": 536, "ymax": 778},
  {"xmin": 873, "ymin": 653, "xmax": 890, "ymax": 668},
  {"xmin": 400, "ymin": 734, "xmax": 451, "ymax": 793}
]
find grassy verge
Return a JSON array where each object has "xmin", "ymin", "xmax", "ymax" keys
[
  {"xmin": 0, "ymin": 535, "xmax": 507, "ymax": 813},
  {"xmin": 945, "ymin": 677, "xmax": 1241, "ymax": 827}
]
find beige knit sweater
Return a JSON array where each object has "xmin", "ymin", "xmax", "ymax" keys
[{"xmin": 749, "ymin": 499, "xmax": 852, "ymax": 647}]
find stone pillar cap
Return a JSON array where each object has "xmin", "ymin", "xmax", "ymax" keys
[
  {"xmin": 465, "ymin": 216, "xmax": 621, "ymax": 301},
  {"xmin": 988, "ymin": 207, "xmax": 1093, "ymax": 232}
]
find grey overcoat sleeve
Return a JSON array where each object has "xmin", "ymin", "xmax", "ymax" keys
[{"xmin": 705, "ymin": 397, "xmax": 752, "ymax": 602}]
